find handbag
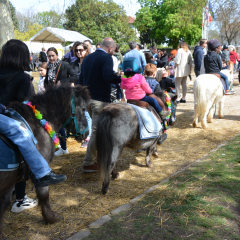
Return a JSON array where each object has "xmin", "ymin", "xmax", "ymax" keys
[{"xmin": 54, "ymin": 63, "xmax": 62, "ymax": 85}]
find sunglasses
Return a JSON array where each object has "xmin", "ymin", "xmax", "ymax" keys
[{"xmin": 75, "ymin": 49, "xmax": 84, "ymax": 52}]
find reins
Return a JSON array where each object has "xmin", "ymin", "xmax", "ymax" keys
[{"xmin": 62, "ymin": 95, "xmax": 89, "ymax": 138}]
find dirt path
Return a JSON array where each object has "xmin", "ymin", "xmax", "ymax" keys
[{"xmin": 4, "ymin": 74, "xmax": 240, "ymax": 240}]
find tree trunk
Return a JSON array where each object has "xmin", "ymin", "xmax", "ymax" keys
[{"xmin": 0, "ymin": 0, "xmax": 15, "ymax": 48}]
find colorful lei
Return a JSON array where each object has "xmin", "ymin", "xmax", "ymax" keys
[
  {"xmin": 164, "ymin": 91, "xmax": 172, "ymax": 130},
  {"xmin": 23, "ymin": 101, "xmax": 60, "ymax": 148}
]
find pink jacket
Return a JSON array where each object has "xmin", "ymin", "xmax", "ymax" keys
[{"xmin": 121, "ymin": 74, "xmax": 152, "ymax": 100}]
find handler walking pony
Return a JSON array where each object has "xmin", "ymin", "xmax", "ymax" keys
[
  {"xmin": 193, "ymin": 74, "xmax": 225, "ymax": 129},
  {"xmin": 0, "ymin": 84, "xmax": 90, "ymax": 240},
  {"xmin": 97, "ymin": 92, "xmax": 177, "ymax": 194}
]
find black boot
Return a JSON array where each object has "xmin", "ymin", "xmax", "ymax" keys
[{"xmin": 36, "ymin": 171, "xmax": 67, "ymax": 187}]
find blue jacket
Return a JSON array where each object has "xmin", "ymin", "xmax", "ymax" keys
[
  {"xmin": 145, "ymin": 77, "xmax": 161, "ymax": 93},
  {"xmin": 64, "ymin": 50, "xmax": 77, "ymax": 63},
  {"xmin": 125, "ymin": 49, "xmax": 147, "ymax": 71},
  {"xmin": 193, "ymin": 46, "xmax": 204, "ymax": 71},
  {"xmin": 78, "ymin": 49, "xmax": 121, "ymax": 102}
]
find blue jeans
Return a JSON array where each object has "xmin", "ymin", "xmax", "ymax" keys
[
  {"xmin": 0, "ymin": 114, "xmax": 51, "ymax": 179},
  {"xmin": 85, "ymin": 111, "xmax": 92, "ymax": 137},
  {"xmin": 140, "ymin": 96, "xmax": 162, "ymax": 112},
  {"xmin": 219, "ymin": 72, "xmax": 229, "ymax": 90},
  {"xmin": 59, "ymin": 127, "xmax": 67, "ymax": 150}
]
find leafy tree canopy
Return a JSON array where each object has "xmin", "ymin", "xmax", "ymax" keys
[
  {"xmin": 64, "ymin": 0, "xmax": 138, "ymax": 45},
  {"xmin": 9, "ymin": 1, "xmax": 19, "ymax": 30},
  {"xmin": 134, "ymin": 0, "xmax": 207, "ymax": 48},
  {"xmin": 35, "ymin": 10, "xmax": 64, "ymax": 29},
  {"xmin": 14, "ymin": 23, "xmax": 43, "ymax": 41}
]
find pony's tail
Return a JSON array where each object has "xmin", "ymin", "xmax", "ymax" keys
[
  {"xmin": 194, "ymin": 79, "xmax": 207, "ymax": 120},
  {"xmin": 96, "ymin": 110, "xmax": 113, "ymax": 185}
]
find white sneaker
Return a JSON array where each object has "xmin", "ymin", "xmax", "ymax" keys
[
  {"xmin": 11, "ymin": 195, "xmax": 38, "ymax": 213},
  {"xmin": 54, "ymin": 148, "xmax": 69, "ymax": 156}
]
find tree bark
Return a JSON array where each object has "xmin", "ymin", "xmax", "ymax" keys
[{"xmin": 0, "ymin": 0, "xmax": 15, "ymax": 48}]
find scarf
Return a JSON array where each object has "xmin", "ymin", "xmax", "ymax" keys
[{"xmin": 47, "ymin": 59, "xmax": 61, "ymax": 83}]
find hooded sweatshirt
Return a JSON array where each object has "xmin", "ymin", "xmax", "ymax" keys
[
  {"xmin": 120, "ymin": 74, "xmax": 152, "ymax": 100},
  {"xmin": 221, "ymin": 50, "xmax": 230, "ymax": 61},
  {"xmin": 193, "ymin": 46, "xmax": 204, "ymax": 71},
  {"xmin": 204, "ymin": 51, "xmax": 222, "ymax": 74},
  {"xmin": 0, "ymin": 69, "xmax": 30, "ymax": 106}
]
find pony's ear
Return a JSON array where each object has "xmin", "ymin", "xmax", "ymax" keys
[
  {"xmin": 80, "ymin": 86, "xmax": 88, "ymax": 94},
  {"xmin": 171, "ymin": 95, "xmax": 178, "ymax": 102}
]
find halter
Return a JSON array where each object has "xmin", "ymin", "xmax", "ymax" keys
[{"xmin": 62, "ymin": 95, "xmax": 89, "ymax": 138}]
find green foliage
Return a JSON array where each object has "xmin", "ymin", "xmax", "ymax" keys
[
  {"xmin": 14, "ymin": 23, "xmax": 43, "ymax": 41},
  {"xmin": 35, "ymin": 10, "xmax": 64, "ymax": 29},
  {"xmin": 9, "ymin": 1, "xmax": 19, "ymax": 30},
  {"xmin": 64, "ymin": 0, "xmax": 138, "ymax": 45},
  {"xmin": 134, "ymin": 0, "xmax": 207, "ymax": 48}
]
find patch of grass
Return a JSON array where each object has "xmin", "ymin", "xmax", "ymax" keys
[{"xmin": 86, "ymin": 135, "xmax": 240, "ymax": 240}]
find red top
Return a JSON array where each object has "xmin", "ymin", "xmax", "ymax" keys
[{"xmin": 230, "ymin": 51, "xmax": 240, "ymax": 64}]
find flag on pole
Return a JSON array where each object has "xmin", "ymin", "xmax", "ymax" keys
[{"xmin": 209, "ymin": 0, "xmax": 216, "ymax": 20}]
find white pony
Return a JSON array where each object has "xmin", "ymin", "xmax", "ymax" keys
[
  {"xmin": 221, "ymin": 69, "xmax": 233, "ymax": 90},
  {"xmin": 193, "ymin": 74, "xmax": 225, "ymax": 129}
]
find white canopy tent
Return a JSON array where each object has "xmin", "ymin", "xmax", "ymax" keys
[{"xmin": 29, "ymin": 27, "xmax": 92, "ymax": 54}]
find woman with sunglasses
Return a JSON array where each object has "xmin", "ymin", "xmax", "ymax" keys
[
  {"xmin": 72, "ymin": 42, "xmax": 92, "ymax": 148},
  {"xmin": 72, "ymin": 42, "xmax": 89, "ymax": 74}
]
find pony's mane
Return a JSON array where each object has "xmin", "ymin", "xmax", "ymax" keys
[{"xmin": 7, "ymin": 84, "xmax": 90, "ymax": 129}]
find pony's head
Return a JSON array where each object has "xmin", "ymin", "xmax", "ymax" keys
[{"xmin": 66, "ymin": 85, "xmax": 91, "ymax": 141}]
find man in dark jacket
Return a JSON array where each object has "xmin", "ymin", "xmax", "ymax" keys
[
  {"xmin": 78, "ymin": 37, "xmax": 121, "ymax": 172},
  {"xmin": 39, "ymin": 47, "xmax": 47, "ymax": 63},
  {"xmin": 157, "ymin": 50, "xmax": 168, "ymax": 68},
  {"xmin": 193, "ymin": 39, "xmax": 207, "ymax": 77}
]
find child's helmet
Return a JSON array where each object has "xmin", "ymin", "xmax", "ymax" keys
[
  {"xmin": 223, "ymin": 44, "xmax": 228, "ymax": 50},
  {"xmin": 208, "ymin": 39, "xmax": 221, "ymax": 51},
  {"xmin": 122, "ymin": 57, "xmax": 142, "ymax": 73}
]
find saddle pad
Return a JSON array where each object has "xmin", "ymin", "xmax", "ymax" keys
[
  {"xmin": 0, "ymin": 139, "xmax": 20, "ymax": 171},
  {"xmin": 0, "ymin": 108, "xmax": 37, "ymax": 171},
  {"xmin": 129, "ymin": 104, "xmax": 162, "ymax": 139}
]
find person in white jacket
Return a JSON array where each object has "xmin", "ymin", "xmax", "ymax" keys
[{"xmin": 174, "ymin": 41, "xmax": 193, "ymax": 103}]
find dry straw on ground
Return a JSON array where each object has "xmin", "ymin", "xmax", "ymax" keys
[{"xmin": 3, "ymin": 74, "xmax": 240, "ymax": 239}]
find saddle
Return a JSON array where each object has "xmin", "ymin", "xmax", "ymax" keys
[
  {"xmin": 127, "ymin": 100, "xmax": 162, "ymax": 123},
  {"xmin": 211, "ymin": 73, "xmax": 221, "ymax": 79},
  {"xmin": 0, "ymin": 133, "xmax": 18, "ymax": 151},
  {"xmin": 127, "ymin": 100, "xmax": 149, "ymax": 109}
]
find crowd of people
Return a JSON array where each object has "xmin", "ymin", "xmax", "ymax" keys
[{"xmin": 0, "ymin": 36, "xmax": 240, "ymax": 214}]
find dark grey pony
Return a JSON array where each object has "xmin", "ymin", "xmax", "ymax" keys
[
  {"xmin": 0, "ymin": 84, "xmax": 90, "ymax": 240},
  {"xmin": 96, "ymin": 91, "xmax": 177, "ymax": 194}
]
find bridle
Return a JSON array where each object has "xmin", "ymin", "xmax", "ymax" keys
[{"xmin": 62, "ymin": 95, "xmax": 89, "ymax": 138}]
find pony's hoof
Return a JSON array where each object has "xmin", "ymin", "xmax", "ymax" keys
[
  {"xmin": 152, "ymin": 152, "xmax": 158, "ymax": 158},
  {"xmin": 45, "ymin": 211, "xmax": 62, "ymax": 224},
  {"xmin": 112, "ymin": 172, "xmax": 120, "ymax": 179},
  {"xmin": 201, "ymin": 124, "xmax": 207, "ymax": 129},
  {"xmin": 146, "ymin": 162, "xmax": 153, "ymax": 168},
  {"xmin": 219, "ymin": 115, "xmax": 224, "ymax": 119},
  {"xmin": 192, "ymin": 122, "xmax": 197, "ymax": 128},
  {"xmin": 207, "ymin": 119, "xmax": 212, "ymax": 123},
  {"xmin": 102, "ymin": 188, "xmax": 109, "ymax": 194}
]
